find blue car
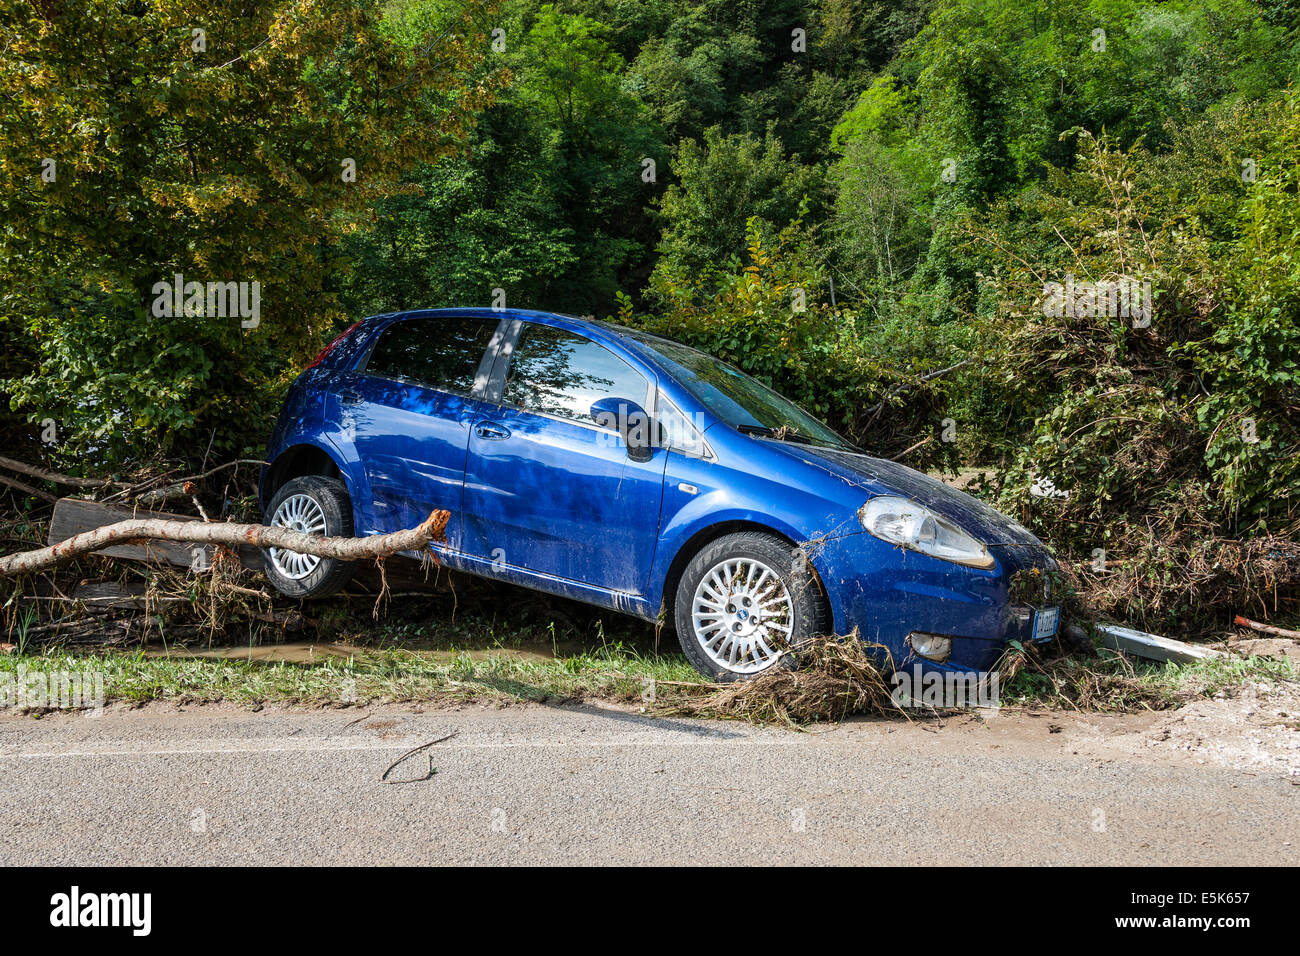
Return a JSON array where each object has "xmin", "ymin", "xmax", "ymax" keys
[{"xmin": 259, "ymin": 308, "xmax": 1060, "ymax": 681}]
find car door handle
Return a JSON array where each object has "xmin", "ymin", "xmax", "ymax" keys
[
  {"xmin": 475, "ymin": 422, "xmax": 511, "ymax": 440},
  {"xmin": 338, "ymin": 389, "xmax": 363, "ymax": 405}
]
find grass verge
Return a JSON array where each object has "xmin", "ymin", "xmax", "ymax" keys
[
  {"xmin": 0, "ymin": 642, "xmax": 704, "ymax": 710},
  {"xmin": 3, "ymin": 604, "xmax": 1295, "ymax": 722},
  {"xmin": 1001, "ymin": 643, "xmax": 1298, "ymax": 711}
]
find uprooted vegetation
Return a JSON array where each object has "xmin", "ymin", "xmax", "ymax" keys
[
  {"xmin": 0, "ymin": 450, "xmax": 1297, "ymax": 726},
  {"xmin": 6, "ymin": 604, "xmax": 1294, "ymax": 725},
  {"xmin": 957, "ymin": 114, "xmax": 1300, "ymax": 639},
  {"xmin": 660, "ymin": 634, "xmax": 906, "ymax": 724}
]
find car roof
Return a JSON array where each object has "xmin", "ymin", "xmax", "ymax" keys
[
  {"xmin": 367, "ymin": 307, "xmax": 610, "ymax": 335},
  {"xmin": 362, "ymin": 307, "xmax": 704, "ymax": 381}
]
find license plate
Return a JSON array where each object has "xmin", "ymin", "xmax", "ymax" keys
[{"xmin": 1033, "ymin": 606, "xmax": 1061, "ymax": 641}]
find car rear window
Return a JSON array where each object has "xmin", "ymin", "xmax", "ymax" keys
[
  {"xmin": 364, "ymin": 315, "xmax": 500, "ymax": 395},
  {"xmin": 503, "ymin": 323, "xmax": 649, "ymax": 424}
]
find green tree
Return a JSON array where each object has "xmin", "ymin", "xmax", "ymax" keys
[
  {"xmin": 0, "ymin": 0, "xmax": 502, "ymax": 465},
  {"xmin": 338, "ymin": 2, "xmax": 662, "ymax": 318},
  {"xmin": 653, "ymin": 126, "xmax": 824, "ymax": 297}
]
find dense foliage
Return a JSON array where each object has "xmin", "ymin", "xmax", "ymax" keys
[
  {"xmin": 3, "ymin": 0, "xmax": 1299, "ymax": 631},
  {"xmin": 0, "ymin": 0, "xmax": 503, "ymax": 462}
]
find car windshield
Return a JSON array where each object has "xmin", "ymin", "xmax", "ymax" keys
[{"xmin": 624, "ymin": 331, "xmax": 854, "ymax": 449}]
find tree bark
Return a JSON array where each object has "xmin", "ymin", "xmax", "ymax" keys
[{"xmin": 0, "ymin": 510, "xmax": 449, "ymax": 576}]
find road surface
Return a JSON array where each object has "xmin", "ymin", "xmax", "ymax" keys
[{"xmin": 1, "ymin": 701, "xmax": 1295, "ymax": 865}]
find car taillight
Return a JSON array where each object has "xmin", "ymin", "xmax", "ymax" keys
[{"xmin": 306, "ymin": 322, "xmax": 361, "ymax": 370}]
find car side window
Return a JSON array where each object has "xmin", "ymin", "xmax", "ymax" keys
[
  {"xmin": 656, "ymin": 397, "xmax": 707, "ymax": 458},
  {"xmin": 364, "ymin": 316, "xmax": 499, "ymax": 395},
  {"xmin": 502, "ymin": 324, "xmax": 649, "ymax": 424}
]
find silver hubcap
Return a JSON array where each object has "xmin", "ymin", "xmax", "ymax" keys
[
  {"xmin": 691, "ymin": 557, "xmax": 794, "ymax": 674},
  {"xmin": 268, "ymin": 493, "xmax": 327, "ymax": 580}
]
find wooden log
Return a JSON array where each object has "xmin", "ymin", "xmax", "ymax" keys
[
  {"xmin": 70, "ymin": 581, "xmax": 151, "ymax": 612},
  {"xmin": 47, "ymin": 497, "xmax": 257, "ymax": 569}
]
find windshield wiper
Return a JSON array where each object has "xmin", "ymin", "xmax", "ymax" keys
[{"xmin": 736, "ymin": 424, "xmax": 814, "ymax": 445}]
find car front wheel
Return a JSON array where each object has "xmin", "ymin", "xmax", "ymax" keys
[
  {"xmin": 263, "ymin": 475, "xmax": 356, "ymax": 599},
  {"xmin": 674, "ymin": 531, "xmax": 828, "ymax": 681}
]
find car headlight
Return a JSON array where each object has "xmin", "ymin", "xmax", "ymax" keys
[{"xmin": 858, "ymin": 496, "xmax": 995, "ymax": 569}]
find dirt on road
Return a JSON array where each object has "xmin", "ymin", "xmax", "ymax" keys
[{"xmin": 1, "ymin": 689, "xmax": 1296, "ymax": 865}]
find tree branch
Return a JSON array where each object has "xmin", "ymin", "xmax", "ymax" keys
[
  {"xmin": 0, "ymin": 473, "xmax": 59, "ymax": 505},
  {"xmin": 0, "ymin": 510, "xmax": 449, "ymax": 576},
  {"xmin": 864, "ymin": 359, "xmax": 972, "ymax": 426},
  {"xmin": 1234, "ymin": 615, "xmax": 1300, "ymax": 641},
  {"xmin": 0, "ymin": 455, "xmax": 127, "ymax": 490}
]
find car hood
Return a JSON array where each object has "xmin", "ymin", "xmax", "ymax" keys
[{"xmin": 783, "ymin": 444, "xmax": 1045, "ymax": 548}]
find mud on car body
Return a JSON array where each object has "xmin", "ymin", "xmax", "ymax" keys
[{"xmin": 260, "ymin": 308, "xmax": 1061, "ymax": 682}]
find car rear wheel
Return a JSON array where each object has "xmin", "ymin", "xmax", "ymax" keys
[
  {"xmin": 674, "ymin": 531, "xmax": 828, "ymax": 681},
  {"xmin": 263, "ymin": 475, "xmax": 356, "ymax": 599}
]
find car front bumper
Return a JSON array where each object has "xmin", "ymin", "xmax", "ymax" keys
[{"xmin": 812, "ymin": 532, "xmax": 1059, "ymax": 675}]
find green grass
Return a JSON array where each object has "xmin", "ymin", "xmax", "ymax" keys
[
  {"xmin": 1001, "ymin": 647, "xmax": 1299, "ymax": 711},
  {"xmin": 5, "ymin": 579, "xmax": 1296, "ymax": 719},
  {"xmin": 0, "ymin": 642, "xmax": 704, "ymax": 709},
  {"xmin": 6, "ymin": 639, "xmax": 1293, "ymax": 719},
  {"xmin": 0, "ymin": 575, "xmax": 710, "ymax": 710}
]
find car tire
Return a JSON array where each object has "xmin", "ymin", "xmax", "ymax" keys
[
  {"xmin": 263, "ymin": 475, "xmax": 356, "ymax": 599},
  {"xmin": 674, "ymin": 531, "xmax": 828, "ymax": 681}
]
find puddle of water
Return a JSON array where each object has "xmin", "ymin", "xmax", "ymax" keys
[{"xmin": 146, "ymin": 641, "xmax": 586, "ymax": 664}]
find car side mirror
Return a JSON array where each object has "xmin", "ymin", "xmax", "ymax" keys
[{"xmin": 590, "ymin": 397, "xmax": 654, "ymax": 462}]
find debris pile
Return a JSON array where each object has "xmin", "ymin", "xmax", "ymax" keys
[{"xmin": 668, "ymin": 633, "xmax": 902, "ymax": 724}]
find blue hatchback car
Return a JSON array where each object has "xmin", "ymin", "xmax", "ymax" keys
[{"xmin": 260, "ymin": 308, "xmax": 1060, "ymax": 681}]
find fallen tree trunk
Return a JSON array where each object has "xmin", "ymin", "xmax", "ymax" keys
[{"xmin": 0, "ymin": 509, "xmax": 449, "ymax": 576}]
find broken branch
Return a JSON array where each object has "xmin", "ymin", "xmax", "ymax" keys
[
  {"xmin": 1234, "ymin": 614, "xmax": 1300, "ymax": 641},
  {"xmin": 0, "ymin": 455, "xmax": 128, "ymax": 490},
  {"xmin": 0, "ymin": 473, "xmax": 59, "ymax": 505},
  {"xmin": 381, "ymin": 732, "xmax": 459, "ymax": 784},
  {"xmin": 864, "ymin": 360, "xmax": 972, "ymax": 426},
  {"xmin": 0, "ymin": 510, "xmax": 449, "ymax": 576},
  {"xmin": 101, "ymin": 459, "xmax": 267, "ymax": 505}
]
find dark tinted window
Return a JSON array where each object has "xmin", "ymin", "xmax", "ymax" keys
[
  {"xmin": 503, "ymin": 324, "xmax": 648, "ymax": 423},
  {"xmin": 365, "ymin": 316, "xmax": 499, "ymax": 394}
]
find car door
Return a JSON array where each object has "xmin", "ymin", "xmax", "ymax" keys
[
  {"xmin": 325, "ymin": 314, "xmax": 504, "ymax": 548},
  {"xmin": 460, "ymin": 321, "xmax": 667, "ymax": 595}
]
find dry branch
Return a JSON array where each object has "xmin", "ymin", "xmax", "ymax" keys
[
  {"xmin": 1234, "ymin": 614, "xmax": 1300, "ymax": 641},
  {"xmin": 864, "ymin": 359, "xmax": 971, "ymax": 425},
  {"xmin": 0, "ymin": 455, "xmax": 126, "ymax": 490},
  {"xmin": 123, "ymin": 459, "xmax": 267, "ymax": 507},
  {"xmin": 0, "ymin": 473, "xmax": 59, "ymax": 505},
  {"xmin": 0, "ymin": 510, "xmax": 449, "ymax": 576}
]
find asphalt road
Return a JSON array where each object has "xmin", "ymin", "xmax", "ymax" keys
[{"xmin": 1, "ymin": 701, "xmax": 1295, "ymax": 865}]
